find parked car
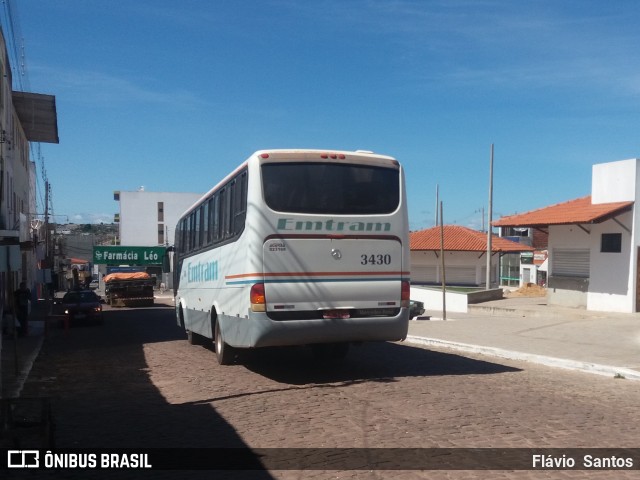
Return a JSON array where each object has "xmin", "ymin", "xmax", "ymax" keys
[
  {"xmin": 61, "ymin": 290, "xmax": 104, "ymax": 326},
  {"xmin": 89, "ymin": 279, "xmax": 99, "ymax": 290},
  {"xmin": 409, "ymin": 299, "xmax": 425, "ymax": 319}
]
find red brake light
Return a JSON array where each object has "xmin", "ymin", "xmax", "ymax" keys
[
  {"xmin": 251, "ymin": 283, "xmax": 266, "ymax": 312},
  {"xmin": 401, "ymin": 281, "xmax": 410, "ymax": 307},
  {"xmin": 401, "ymin": 281, "xmax": 410, "ymax": 300}
]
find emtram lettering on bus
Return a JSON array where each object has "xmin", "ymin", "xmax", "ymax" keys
[
  {"xmin": 187, "ymin": 260, "xmax": 218, "ymax": 283},
  {"xmin": 277, "ymin": 218, "xmax": 391, "ymax": 232}
]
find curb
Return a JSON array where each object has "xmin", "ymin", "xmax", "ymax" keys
[
  {"xmin": 5, "ymin": 334, "xmax": 45, "ymax": 398},
  {"xmin": 405, "ymin": 335, "xmax": 640, "ymax": 381}
]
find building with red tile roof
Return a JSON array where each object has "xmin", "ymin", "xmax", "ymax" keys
[
  {"xmin": 491, "ymin": 158, "xmax": 638, "ymax": 313},
  {"xmin": 410, "ymin": 225, "xmax": 533, "ymax": 253},
  {"xmin": 493, "ymin": 195, "xmax": 633, "ymax": 228},
  {"xmin": 409, "ymin": 225, "xmax": 532, "ymax": 287}
]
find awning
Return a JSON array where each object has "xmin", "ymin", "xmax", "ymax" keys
[
  {"xmin": 493, "ymin": 196, "xmax": 633, "ymax": 228},
  {"xmin": 12, "ymin": 91, "xmax": 59, "ymax": 143},
  {"xmin": 538, "ymin": 258, "xmax": 548, "ymax": 272}
]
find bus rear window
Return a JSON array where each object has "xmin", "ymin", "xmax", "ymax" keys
[{"xmin": 262, "ymin": 162, "xmax": 400, "ymax": 215}]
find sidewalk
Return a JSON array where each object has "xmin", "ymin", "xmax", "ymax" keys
[
  {"xmin": 0, "ymin": 291, "xmax": 173, "ymax": 399},
  {"xmin": 1, "ymin": 301, "xmax": 49, "ymax": 399},
  {"xmin": 407, "ymin": 296, "xmax": 640, "ymax": 381}
]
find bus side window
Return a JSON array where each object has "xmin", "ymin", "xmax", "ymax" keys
[
  {"xmin": 234, "ymin": 172, "xmax": 247, "ymax": 231},
  {"xmin": 225, "ymin": 181, "xmax": 235, "ymax": 238},
  {"xmin": 211, "ymin": 193, "xmax": 219, "ymax": 243},
  {"xmin": 188, "ymin": 213, "xmax": 196, "ymax": 252},
  {"xmin": 202, "ymin": 200, "xmax": 210, "ymax": 246},
  {"xmin": 218, "ymin": 188, "xmax": 226, "ymax": 241},
  {"xmin": 194, "ymin": 207, "xmax": 202, "ymax": 250}
]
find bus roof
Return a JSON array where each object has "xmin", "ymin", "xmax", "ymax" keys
[
  {"xmin": 179, "ymin": 149, "xmax": 400, "ymax": 218},
  {"xmin": 254, "ymin": 149, "xmax": 398, "ymax": 165}
]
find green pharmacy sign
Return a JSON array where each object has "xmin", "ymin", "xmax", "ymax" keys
[{"xmin": 93, "ymin": 246, "xmax": 166, "ymax": 265}]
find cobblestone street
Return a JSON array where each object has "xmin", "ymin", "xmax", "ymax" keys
[{"xmin": 12, "ymin": 300, "xmax": 640, "ymax": 479}]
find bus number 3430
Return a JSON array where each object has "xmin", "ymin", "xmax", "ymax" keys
[{"xmin": 361, "ymin": 254, "xmax": 391, "ymax": 265}]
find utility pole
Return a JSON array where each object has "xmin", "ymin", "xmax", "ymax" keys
[
  {"xmin": 44, "ymin": 181, "xmax": 52, "ymax": 309},
  {"xmin": 486, "ymin": 144, "xmax": 494, "ymax": 290},
  {"xmin": 440, "ymin": 201, "xmax": 446, "ymax": 321},
  {"xmin": 44, "ymin": 181, "xmax": 49, "ymax": 263},
  {"xmin": 435, "ymin": 184, "xmax": 439, "ymax": 227}
]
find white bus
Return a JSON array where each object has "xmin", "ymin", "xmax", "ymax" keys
[{"xmin": 173, "ymin": 149, "xmax": 410, "ymax": 364}]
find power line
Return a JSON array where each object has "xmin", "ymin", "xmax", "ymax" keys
[
  {"xmin": 1, "ymin": 0, "xmax": 28, "ymax": 91},
  {"xmin": 1, "ymin": 1, "xmax": 52, "ymax": 223}
]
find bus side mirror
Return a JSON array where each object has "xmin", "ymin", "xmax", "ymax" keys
[{"xmin": 162, "ymin": 246, "xmax": 174, "ymax": 273}]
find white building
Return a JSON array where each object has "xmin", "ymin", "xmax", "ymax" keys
[
  {"xmin": 1, "ymin": 24, "xmax": 57, "ymax": 392},
  {"xmin": 409, "ymin": 225, "xmax": 533, "ymax": 287},
  {"xmin": 494, "ymin": 158, "xmax": 639, "ymax": 313},
  {"xmin": 114, "ymin": 190, "xmax": 202, "ymax": 246},
  {"xmin": 0, "ymin": 28, "xmax": 58, "ymax": 304},
  {"xmin": 107, "ymin": 190, "xmax": 202, "ymax": 289}
]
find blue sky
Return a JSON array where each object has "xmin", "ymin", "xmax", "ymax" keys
[{"xmin": 8, "ymin": 1, "xmax": 640, "ymax": 230}]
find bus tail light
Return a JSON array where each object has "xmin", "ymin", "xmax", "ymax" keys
[
  {"xmin": 251, "ymin": 283, "xmax": 266, "ymax": 312},
  {"xmin": 401, "ymin": 280, "xmax": 410, "ymax": 308}
]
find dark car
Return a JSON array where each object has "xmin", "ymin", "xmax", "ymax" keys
[
  {"xmin": 409, "ymin": 299, "xmax": 425, "ymax": 319},
  {"xmin": 61, "ymin": 290, "xmax": 104, "ymax": 325}
]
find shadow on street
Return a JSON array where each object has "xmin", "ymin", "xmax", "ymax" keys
[
  {"xmin": 19, "ymin": 306, "xmax": 275, "ymax": 480},
  {"xmin": 17, "ymin": 305, "xmax": 521, "ymax": 478},
  {"xmin": 239, "ymin": 340, "xmax": 521, "ymax": 385}
]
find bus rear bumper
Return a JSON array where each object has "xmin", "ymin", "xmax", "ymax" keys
[{"xmin": 221, "ymin": 310, "xmax": 410, "ymax": 348}]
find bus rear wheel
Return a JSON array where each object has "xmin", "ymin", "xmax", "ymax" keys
[{"xmin": 214, "ymin": 319, "xmax": 235, "ymax": 365}]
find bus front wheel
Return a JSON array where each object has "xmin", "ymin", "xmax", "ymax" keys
[{"xmin": 214, "ymin": 319, "xmax": 235, "ymax": 365}]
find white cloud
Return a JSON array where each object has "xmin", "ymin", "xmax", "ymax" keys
[{"xmin": 29, "ymin": 65, "xmax": 204, "ymax": 110}]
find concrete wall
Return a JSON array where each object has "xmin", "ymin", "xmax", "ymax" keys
[
  {"xmin": 589, "ymin": 159, "xmax": 638, "ymax": 312},
  {"xmin": 547, "ymin": 209, "xmax": 635, "ymax": 312},
  {"xmin": 587, "ymin": 212, "xmax": 634, "ymax": 312},
  {"xmin": 118, "ymin": 191, "xmax": 202, "ymax": 246},
  {"xmin": 410, "ymin": 286, "xmax": 469, "ymax": 313},
  {"xmin": 467, "ymin": 288, "xmax": 504, "ymax": 304},
  {"xmin": 592, "ymin": 159, "xmax": 637, "ymax": 203},
  {"xmin": 410, "ymin": 250, "xmax": 498, "ymax": 287},
  {"xmin": 409, "ymin": 286, "xmax": 503, "ymax": 313}
]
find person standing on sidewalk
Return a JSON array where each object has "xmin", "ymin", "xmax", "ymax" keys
[{"xmin": 14, "ymin": 281, "xmax": 31, "ymax": 337}]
